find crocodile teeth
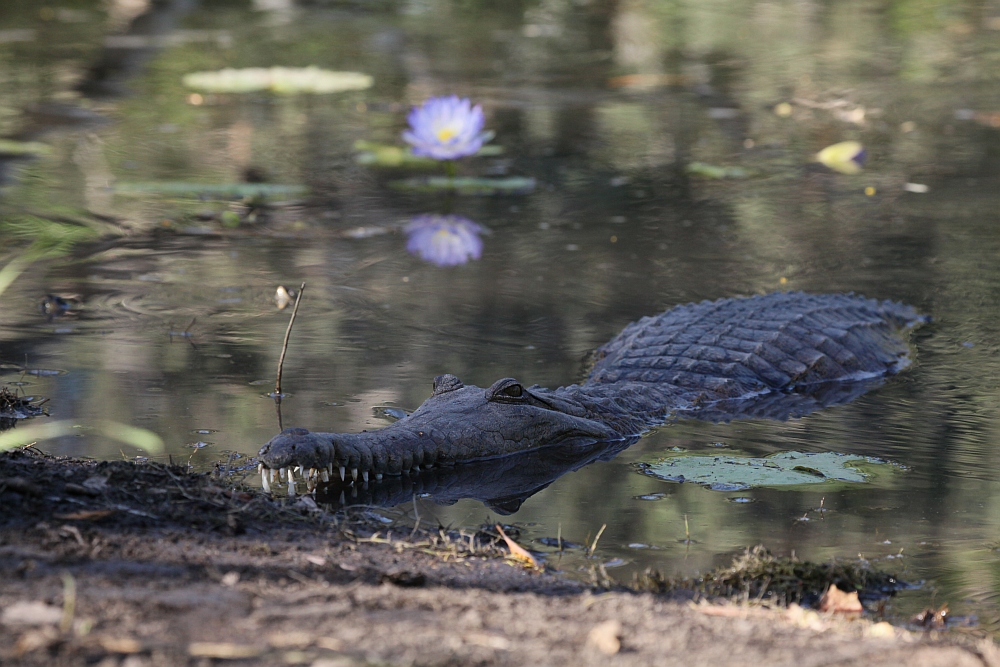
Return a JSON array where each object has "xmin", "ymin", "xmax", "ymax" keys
[
  {"xmin": 339, "ymin": 491, "xmax": 346, "ymax": 505},
  {"xmin": 413, "ymin": 465, "xmax": 420, "ymax": 472},
  {"xmin": 351, "ymin": 468, "xmax": 358, "ymax": 481},
  {"xmin": 269, "ymin": 468, "xmax": 276, "ymax": 483},
  {"xmin": 307, "ymin": 478, "xmax": 316, "ymax": 492},
  {"xmin": 257, "ymin": 463, "xmax": 263, "ymax": 474},
  {"xmin": 279, "ymin": 468, "xmax": 287, "ymax": 481},
  {"xmin": 321, "ymin": 469, "xmax": 330, "ymax": 483},
  {"xmin": 375, "ymin": 473, "xmax": 383, "ymax": 481},
  {"xmin": 295, "ymin": 466, "xmax": 304, "ymax": 477},
  {"xmin": 339, "ymin": 466, "xmax": 346, "ymax": 482},
  {"xmin": 362, "ymin": 471, "xmax": 369, "ymax": 484},
  {"xmin": 287, "ymin": 477, "xmax": 296, "ymax": 496},
  {"xmin": 261, "ymin": 471, "xmax": 271, "ymax": 493}
]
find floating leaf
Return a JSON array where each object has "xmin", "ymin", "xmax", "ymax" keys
[
  {"xmin": 182, "ymin": 67, "xmax": 372, "ymax": 94},
  {"xmin": 642, "ymin": 450, "xmax": 894, "ymax": 490},
  {"xmin": 114, "ymin": 182, "xmax": 306, "ymax": 199},
  {"xmin": 0, "ymin": 139, "xmax": 51, "ymax": 157},
  {"xmin": 353, "ymin": 141, "xmax": 503, "ymax": 168},
  {"xmin": 390, "ymin": 176, "xmax": 535, "ymax": 196},
  {"xmin": 686, "ymin": 162, "xmax": 750, "ymax": 179},
  {"xmin": 816, "ymin": 141, "xmax": 866, "ymax": 174}
]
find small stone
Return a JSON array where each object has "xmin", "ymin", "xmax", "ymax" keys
[
  {"xmin": 586, "ymin": 619, "xmax": 622, "ymax": 655},
  {"xmin": 1, "ymin": 600, "xmax": 63, "ymax": 626}
]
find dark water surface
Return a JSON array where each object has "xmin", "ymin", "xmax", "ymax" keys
[{"xmin": 2, "ymin": 0, "xmax": 1000, "ymax": 632}]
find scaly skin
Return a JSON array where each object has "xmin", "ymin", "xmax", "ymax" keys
[{"xmin": 257, "ymin": 292, "xmax": 925, "ymax": 493}]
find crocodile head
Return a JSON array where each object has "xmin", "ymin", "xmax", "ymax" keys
[{"xmin": 256, "ymin": 374, "xmax": 619, "ymax": 493}]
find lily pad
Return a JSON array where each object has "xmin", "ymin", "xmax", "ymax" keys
[
  {"xmin": 114, "ymin": 182, "xmax": 307, "ymax": 199},
  {"xmin": 353, "ymin": 141, "xmax": 504, "ymax": 168},
  {"xmin": 182, "ymin": 67, "xmax": 372, "ymax": 94},
  {"xmin": 685, "ymin": 162, "xmax": 750, "ymax": 179},
  {"xmin": 0, "ymin": 139, "xmax": 51, "ymax": 157},
  {"xmin": 641, "ymin": 450, "xmax": 895, "ymax": 491},
  {"xmin": 390, "ymin": 176, "xmax": 535, "ymax": 196}
]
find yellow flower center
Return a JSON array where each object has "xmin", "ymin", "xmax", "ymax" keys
[{"xmin": 436, "ymin": 127, "xmax": 457, "ymax": 142}]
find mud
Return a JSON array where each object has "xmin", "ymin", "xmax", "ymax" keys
[{"xmin": 1, "ymin": 448, "xmax": 997, "ymax": 667}]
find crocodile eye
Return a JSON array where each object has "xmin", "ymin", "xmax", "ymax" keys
[
  {"xmin": 486, "ymin": 378, "xmax": 527, "ymax": 403},
  {"xmin": 502, "ymin": 384, "xmax": 522, "ymax": 398}
]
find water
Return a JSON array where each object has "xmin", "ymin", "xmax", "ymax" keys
[{"xmin": 2, "ymin": 0, "xmax": 1000, "ymax": 632}]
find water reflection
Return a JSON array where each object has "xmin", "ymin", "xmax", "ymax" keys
[
  {"xmin": 316, "ymin": 438, "xmax": 637, "ymax": 515},
  {"xmin": 405, "ymin": 214, "xmax": 486, "ymax": 266}
]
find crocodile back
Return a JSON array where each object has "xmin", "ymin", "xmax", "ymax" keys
[{"xmin": 587, "ymin": 292, "xmax": 924, "ymax": 403}]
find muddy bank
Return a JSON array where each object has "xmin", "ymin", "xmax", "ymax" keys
[{"xmin": 0, "ymin": 449, "xmax": 996, "ymax": 667}]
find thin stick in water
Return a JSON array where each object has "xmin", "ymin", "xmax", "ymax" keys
[
  {"xmin": 588, "ymin": 523, "xmax": 607, "ymax": 558},
  {"xmin": 275, "ymin": 282, "xmax": 306, "ymax": 398}
]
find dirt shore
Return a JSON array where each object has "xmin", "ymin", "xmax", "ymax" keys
[{"xmin": 1, "ymin": 449, "xmax": 997, "ymax": 667}]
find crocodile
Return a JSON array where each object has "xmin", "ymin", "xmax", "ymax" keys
[{"xmin": 257, "ymin": 292, "xmax": 924, "ymax": 496}]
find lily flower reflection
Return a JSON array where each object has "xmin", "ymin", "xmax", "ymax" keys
[
  {"xmin": 816, "ymin": 140, "xmax": 866, "ymax": 175},
  {"xmin": 405, "ymin": 215, "xmax": 485, "ymax": 266},
  {"xmin": 402, "ymin": 96, "xmax": 493, "ymax": 160}
]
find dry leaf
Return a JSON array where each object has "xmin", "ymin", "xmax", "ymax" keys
[
  {"xmin": 586, "ymin": 620, "xmax": 622, "ymax": 655},
  {"xmin": 818, "ymin": 584, "xmax": 863, "ymax": 613},
  {"xmin": 495, "ymin": 525, "xmax": 538, "ymax": 569}
]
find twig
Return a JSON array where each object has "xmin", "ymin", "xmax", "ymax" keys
[
  {"xmin": 275, "ymin": 282, "xmax": 306, "ymax": 398},
  {"xmin": 60, "ymin": 572, "xmax": 76, "ymax": 634},
  {"xmin": 588, "ymin": 523, "xmax": 607, "ymax": 558}
]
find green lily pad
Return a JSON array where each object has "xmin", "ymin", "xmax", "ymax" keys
[
  {"xmin": 686, "ymin": 162, "xmax": 750, "ymax": 179},
  {"xmin": 353, "ymin": 141, "xmax": 504, "ymax": 168},
  {"xmin": 114, "ymin": 182, "xmax": 307, "ymax": 199},
  {"xmin": 641, "ymin": 450, "xmax": 897, "ymax": 491},
  {"xmin": 0, "ymin": 139, "xmax": 51, "ymax": 157},
  {"xmin": 182, "ymin": 67, "xmax": 373, "ymax": 94},
  {"xmin": 389, "ymin": 176, "xmax": 535, "ymax": 196}
]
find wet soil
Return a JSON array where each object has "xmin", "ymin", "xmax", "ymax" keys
[{"xmin": 1, "ymin": 449, "xmax": 997, "ymax": 667}]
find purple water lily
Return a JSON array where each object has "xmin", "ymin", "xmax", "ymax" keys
[
  {"xmin": 402, "ymin": 96, "xmax": 493, "ymax": 160},
  {"xmin": 405, "ymin": 215, "xmax": 485, "ymax": 266}
]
